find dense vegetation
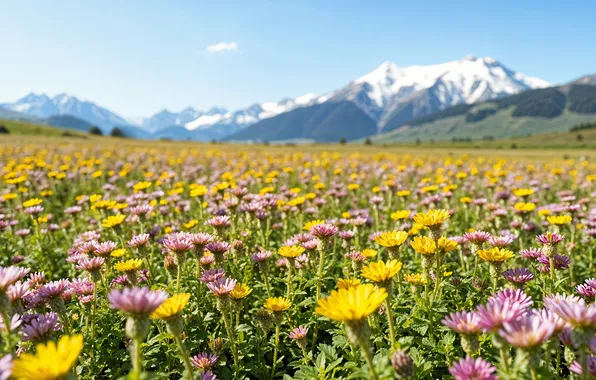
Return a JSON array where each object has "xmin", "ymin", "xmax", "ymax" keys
[{"xmin": 0, "ymin": 142, "xmax": 594, "ymax": 380}]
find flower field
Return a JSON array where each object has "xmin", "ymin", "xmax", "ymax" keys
[{"xmin": 0, "ymin": 141, "xmax": 595, "ymax": 380}]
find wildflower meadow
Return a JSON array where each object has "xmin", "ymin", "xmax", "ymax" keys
[{"xmin": 0, "ymin": 142, "xmax": 594, "ymax": 380}]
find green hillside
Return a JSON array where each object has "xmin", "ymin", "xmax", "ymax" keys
[
  {"xmin": 0, "ymin": 119, "xmax": 89, "ymax": 138},
  {"xmin": 374, "ymin": 84, "xmax": 596, "ymax": 142}
]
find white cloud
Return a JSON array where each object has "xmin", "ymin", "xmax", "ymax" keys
[{"xmin": 206, "ymin": 42, "xmax": 238, "ymax": 54}]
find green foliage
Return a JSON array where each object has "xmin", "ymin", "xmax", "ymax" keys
[
  {"xmin": 110, "ymin": 127, "xmax": 125, "ymax": 137},
  {"xmin": 567, "ymin": 84, "xmax": 596, "ymax": 113},
  {"xmin": 89, "ymin": 126, "xmax": 103, "ymax": 136}
]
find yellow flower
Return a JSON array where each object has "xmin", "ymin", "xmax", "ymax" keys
[
  {"xmin": 303, "ymin": 220, "xmax": 325, "ymax": 231},
  {"xmin": 404, "ymin": 273, "xmax": 427, "ymax": 285},
  {"xmin": 22, "ymin": 198, "xmax": 43, "ymax": 208},
  {"xmin": 396, "ymin": 190, "xmax": 411, "ymax": 197},
  {"xmin": 361, "ymin": 260, "xmax": 402, "ymax": 283},
  {"xmin": 111, "ymin": 248, "xmax": 126, "ymax": 258},
  {"xmin": 477, "ymin": 247, "xmax": 514, "ymax": 263},
  {"xmin": 460, "ymin": 197, "xmax": 472, "ymax": 204},
  {"xmin": 190, "ymin": 185, "xmax": 208, "ymax": 197},
  {"xmin": 421, "ymin": 185, "xmax": 438, "ymax": 193},
  {"xmin": 1, "ymin": 193, "xmax": 17, "ymax": 201},
  {"xmin": 514, "ymin": 202, "xmax": 536, "ymax": 213},
  {"xmin": 538, "ymin": 209, "xmax": 551, "ymax": 217},
  {"xmin": 513, "ymin": 188, "xmax": 534, "ymax": 198},
  {"xmin": 547, "ymin": 215, "xmax": 573, "ymax": 226},
  {"xmin": 408, "ymin": 223, "xmax": 424, "ymax": 236},
  {"xmin": 360, "ymin": 249, "xmax": 377, "ymax": 258},
  {"xmin": 337, "ymin": 278, "xmax": 361, "ymax": 290},
  {"xmin": 101, "ymin": 214, "xmax": 126, "ymax": 228},
  {"xmin": 278, "ymin": 245, "xmax": 305, "ymax": 258},
  {"xmin": 437, "ymin": 237, "xmax": 459, "ymax": 252},
  {"xmin": 390, "ymin": 210, "xmax": 411, "ymax": 220},
  {"xmin": 151, "ymin": 293, "xmax": 191, "ymax": 320},
  {"xmin": 413, "ymin": 209, "xmax": 450, "ymax": 228},
  {"xmin": 374, "ymin": 231, "xmax": 408, "ymax": 248},
  {"xmin": 12, "ymin": 334, "xmax": 83, "ymax": 380},
  {"xmin": 347, "ymin": 183, "xmax": 359, "ymax": 191},
  {"xmin": 264, "ymin": 297, "xmax": 292, "ymax": 312},
  {"xmin": 410, "ymin": 236, "xmax": 436, "ymax": 255},
  {"xmin": 183, "ymin": 219, "xmax": 199, "ymax": 229},
  {"xmin": 114, "ymin": 258, "xmax": 143, "ymax": 272},
  {"xmin": 133, "ymin": 181, "xmax": 152, "ymax": 191},
  {"xmin": 315, "ymin": 284, "xmax": 387, "ymax": 322},
  {"xmin": 230, "ymin": 283, "xmax": 252, "ymax": 299}
]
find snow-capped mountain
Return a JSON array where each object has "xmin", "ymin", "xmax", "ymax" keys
[
  {"xmin": 184, "ymin": 93, "xmax": 319, "ymax": 131},
  {"xmin": 137, "ymin": 107, "xmax": 226, "ymax": 132},
  {"xmin": 1, "ymin": 93, "xmax": 128, "ymax": 131},
  {"xmin": 327, "ymin": 55, "xmax": 551, "ymax": 130},
  {"xmin": 0, "ymin": 55, "xmax": 553, "ymax": 140}
]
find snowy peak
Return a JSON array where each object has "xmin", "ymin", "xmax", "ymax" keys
[
  {"xmin": 332, "ymin": 55, "xmax": 551, "ymax": 122},
  {"xmin": 184, "ymin": 93, "xmax": 319, "ymax": 131},
  {"xmin": 1, "ymin": 92, "xmax": 127, "ymax": 130}
]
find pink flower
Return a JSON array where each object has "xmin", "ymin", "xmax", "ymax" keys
[
  {"xmin": 310, "ymin": 224, "xmax": 339, "ymax": 239},
  {"xmin": 128, "ymin": 234, "xmax": 151, "ymax": 248},
  {"xmin": 108, "ymin": 287, "xmax": 168, "ymax": 316},
  {"xmin": 206, "ymin": 277, "xmax": 237, "ymax": 297},
  {"xmin": 190, "ymin": 353, "xmax": 218, "ymax": 370},
  {"xmin": 289, "ymin": 325, "xmax": 308, "ymax": 340},
  {"xmin": 475, "ymin": 300, "xmax": 526, "ymax": 332},
  {"xmin": 449, "ymin": 356, "xmax": 497, "ymax": 380},
  {"xmin": 498, "ymin": 313, "xmax": 555, "ymax": 348},
  {"xmin": 463, "ymin": 231, "xmax": 491, "ymax": 245},
  {"xmin": 0, "ymin": 267, "xmax": 30, "ymax": 292},
  {"xmin": 442, "ymin": 311, "xmax": 482, "ymax": 335},
  {"xmin": 488, "ymin": 289, "xmax": 533, "ymax": 310}
]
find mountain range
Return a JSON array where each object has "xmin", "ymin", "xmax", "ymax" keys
[{"xmin": 0, "ymin": 55, "xmax": 570, "ymax": 141}]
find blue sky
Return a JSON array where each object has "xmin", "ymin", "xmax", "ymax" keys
[{"xmin": 1, "ymin": 0, "xmax": 595, "ymax": 117}]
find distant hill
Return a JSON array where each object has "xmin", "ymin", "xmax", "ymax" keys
[
  {"xmin": 224, "ymin": 101, "xmax": 377, "ymax": 142},
  {"xmin": 0, "ymin": 119, "xmax": 88, "ymax": 138},
  {"xmin": 371, "ymin": 83, "xmax": 596, "ymax": 142},
  {"xmin": 46, "ymin": 115, "xmax": 95, "ymax": 132}
]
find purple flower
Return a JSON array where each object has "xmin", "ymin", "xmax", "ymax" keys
[
  {"xmin": 310, "ymin": 223, "xmax": 339, "ymax": 239},
  {"xmin": 6, "ymin": 282, "xmax": 30, "ymax": 302},
  {"xmin": 206, "ymin": 277, "xmax": 237, "ymax": 297},
  {"xmin": 205, "ymin": 242, "xmax": 231, "ymax": 255},
  {"xmin": 36, "ymin": 279, "xmax": 70, "ymax": 302},
  {"xmin": 488, "ymin": 235, "xmax": 514, "ymax": 247},
  {"xmin": 536, "ymin": 233, "xmax": 565, "ymax": 245},
  {"xmin": 163, "ymin": 233, "xmax": 194, "ymax": 253},
  {"xmin": 200, "ymin": 370, "xmax": 218, "ymax": 380},
  {"xmin": 128, "ymin": 234, "xmax": 151, "ymax": 248},
  {"xmin": 70, "ymin": 278, "xmax": 95, "ymax": 295},
  {"xmin": 190, "ymin": 353, "xmax": 218, "ymax": 370},
  {"xmin": 569, "ymin": 356, "xmax": 596, "ymax": 377},
  {"xmin": 0, "ymin": 267, "xmax": 30, "ymax": 292},
  {"xmin": 449, "ymin": 356, "xmax": 497, "ymax": 380},
  {"xmin": 0, "ymin": 314, "xmax": 21, "ymax": 333},
  {"xmin": 520, "ymin": 248, "xmax": 543, "ymax": 260},
  {"xmin": 206, "ymin": 216, "xmax": 231, "ymax": 229},
  {"xmin": 488, "ymin": 289, "xmax": 533, "ymax": 310},
  {"xmin": 200, "ymin": 269, "xmax": 225, "ymax": 283},
  {"xmin": 108, "ymin": 287, "xmax": 168, "ymax": 316},
  {"xmin": 442, "ymin": 311, "xmax": 482, "ymax": 335},
  {"xmin": 251, "ymin": 251, "xmax": 272, "ymax": 263},
  {"xmin": 76, "ymin": 257, "xmax": 105, "ymax": 272},
  {"xmin": 21, "ymin": 312, "xmax": 62, "ymax": 342},
  {"xmin": 301, "ymin": 239, "xmax": 319, "ymax": 251},
  {"xmin": 577, "ymin": 284, "xmax": 596, "ymax": 298},
  {"xmin": 0, "ymin": 354, "xmax": 11, "ymax": 380},
  {"xmin": 93, "ymin": 241, "xmax": 118, "ymax": 256},
  {"xmin": 502, "ymin": 268, "xmax": 534, "ymax": 285},
  {"xmin": 547, "ymin": 294, "xmax": 596, "ymax": 328},
  {"xmin": 475, "ymin": 300, "xmax": 526, "ymax": 332},
  {"xmin": 289, "ymin": 325, "xmax": 308, "ymax": 340},
  {"xmin": 498, "ymin": 313, "xmax": 555, "ymax": 348},
  {"xmin": 190, "ymin": 232, "xmax": 215, "ymax": 247},
  {"xmin": 536, "ymin": 254, "xmax": 570, "ymax": 271}
]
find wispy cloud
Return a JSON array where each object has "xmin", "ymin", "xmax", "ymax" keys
[{"xmin": 206, "ymin": 42, "xmax": 238, "ymax": 54}]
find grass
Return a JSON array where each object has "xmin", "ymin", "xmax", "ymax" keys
[
  {"xmin": 372, "ymin": 105, "xmax": 596, "ymax": 143},
  {"xmin": 0, "ymin": 119, "xmax": 88, "ymax": 138},
  {"xmin": 1, "ymin": 118, "xmax": 593, "ymax": 160}
]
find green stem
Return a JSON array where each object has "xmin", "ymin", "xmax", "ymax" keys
[
  {"xmin": 359, "ymin": 340, "xmax": 379, "ymax": 380},
  {"xmin": 221, "ymin": 308, "xmax": 239, "ymax": 374},
  {"xmin": 132, "ymin": 338, "xmax": 142, "ymax": 379},
  {"xmin": 174, "ymin": 335, "xmax": 194, "ymax": 379},
  {"xmin": 176, "ymin": 265, "xmax": 182, "ymax": 293},
  {"xmin": 549, "ymin": 257, "xmax": 556, "ymax": 293},
  {"xmin": 271, "ymin": 324, "xmax": 280, "ymax": 378},
  {"xmin": 384, "ymin": 298, "xmax": 396, "ymax": 350},
  {"xmin": 286, "ymin": 262, "xmax": 293, "ymax": 300}
]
